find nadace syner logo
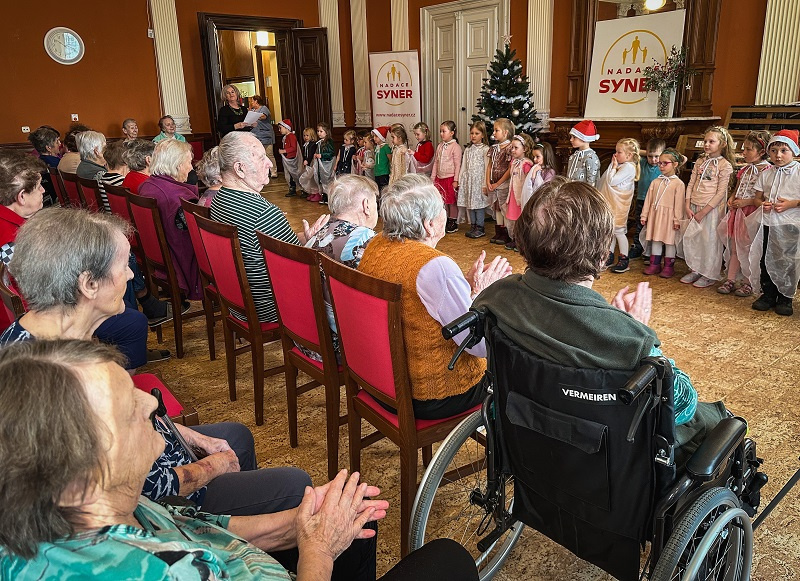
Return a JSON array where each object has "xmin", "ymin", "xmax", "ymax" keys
[
  {"xmin": 374, "ymin": 60, "xmax": 414, "ymax": 107},
  {"xmin": 598, "ymin": 29, "xmax": 667, "ymax": 105}
]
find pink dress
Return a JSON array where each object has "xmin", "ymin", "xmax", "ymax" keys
[{"xmin": 506, "ymin": 158, "xmax": 533, "ymax": 221}]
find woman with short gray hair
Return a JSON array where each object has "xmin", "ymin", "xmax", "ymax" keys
[
  {"xmin": 358, "ymin": 174, "xmax": 512, "ymax": 419},
  {"xmin": 139, "ymin": 139, "xmax": 202, "ymax": 300},
  {"xmin": 75, "ymin": 130, "xmax": 107, "ymax": 180},
  {"xmin": 121, "ymin": 139, "xmax": 156, "ymax": 194},
  {"xmin": 0, "ymin": 207, "xmax": 158, "ymax": 370},
  {"xmin": 196, "ymin": 146, "xmax": 222, "ymax": 207}
]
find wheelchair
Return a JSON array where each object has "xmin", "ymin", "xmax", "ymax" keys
[{"xmin": 409, "ymin": 307, "xmax": 772, "ymax": 581}]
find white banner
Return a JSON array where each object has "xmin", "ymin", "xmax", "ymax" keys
[
  {"xmin": 369, "ymin": 51, "xmax": 421, "ymax": 143},
  {"xmin": 585, "ymin": 10, "xmax": 686, "ymax": 118}
]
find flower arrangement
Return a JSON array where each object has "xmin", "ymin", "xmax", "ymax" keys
[{"xmin": 642, "ymin": 45, "xmax": 696, "ymax": 93}]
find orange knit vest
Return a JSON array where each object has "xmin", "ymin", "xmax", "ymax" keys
[{"xmin": 358, "ymin": 234, "xmax": 486, "ymax": 401}]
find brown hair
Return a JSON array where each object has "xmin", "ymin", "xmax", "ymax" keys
[
  {"xmin": 102, "ymin": 140, "xmax": 127, "ymax": 171},
  {"xmin": 28, "ymin": 126, "xmax": 60, "ymax": 155},
  {"xmin": 516, "ymin": 177, "xmax": 613, "ymax": 283},
  {"xmin": 0, "ymin": 150, "xmax": 46, "ymax": 206},
  {"xmin": 744, "ymin": 130, "xmax": 772, "ymax": 160},
  {"xmin": 532, "ymin": 142, "xmax": 558, "ymax": 172},
  {"xmin": 250, "ymin": 94, "xmax": 265, "ymax": 106},
  {"xmin": 316, "ymin": 122, "xmax": 332, "ymax": 145},
  {"xmin": 122, "ymin": 139, "xmax": 155, "ymax": 171},
  {"xmin": 661, "ymin": 148, "xmax": 687, "ymax": 170},
  {"xmin": 390, "ymin": 125, "xmax": 408, "ymax": 145},
  {"xmin": 512, "ymin": 133, "xmax": 535, "ymax": 159},
  {"xmin": 646, "ymin": 138, "xmax": 667, "ymax": 153},
  {"xmin": 63, "ymin": 123, "xmax": 92, "ymax": 153},
  {"xmin": 0, "ymin": 339, "xmax": 124, "ymax": 558},
  {"xmin": 440, "ymin": 120, "xmax": 457, "ymax": 143},
  {"xmin": 468, "ymin": 121, "xmax": 489, "ymax": 146},
  {"xmin": 413, "ymin": 122, "xmax": 431, "ymax": 141}
]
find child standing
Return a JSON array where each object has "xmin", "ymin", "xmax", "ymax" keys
[
  {"xmin": 361, "ymin": 133, "xmax": 376, "ymax": 181},
  {"xmin": 277, "ymin": 119, "xmax": 301, "ymax": 197},
  {"xmin": 566, "ymin": 120, "xmax": 601, "ymax": 187},
  {"xmin": 372, "ymin": 126, "xmax": 391, "ymax": 192},
  {"xmin": 486, "ymin": 118, "xmax": 514, "ymax": 245},
  {"xmin": 504, "ymin": 134, "xmax": 535, "ymax": 251},
  {"xmin": 681, "ymin": 126, "xmax": 736, "ymax": 287},
  {"xmin": 599, "ymin": 137, "xmax": 640, "ymax": 273},
  {"xmin": 459, "ymin": 121, "xmax": 490, "ymax": 238},
  {"xmin": 311, "ymin": 122, "xmax": 336, "ymax": 204},
  {"xmin": 431, "ymin": 121, "xmax": 462, "ymax": 234},
  {"xmin": 410, "ymin": 122, "xmax": 435, "ymax": 175},
  {"xmin": 749, "ymin": 130, "xmax": 800, "ymax": 316},
  {"xmin": 388, "ymin": 125, "xmax": 409, "ymax": 186},
  {"xmin": 717, "ymin": 130, "xmax": 772, "ymax": 297},
  {"xmin": 334, "ymin": 129, "xmax": 357, "ymax": 177},
  {"xmin": 641, "ymin": 148, "xmax": 686, "ymax": 278},
  {"xmin": 298, "ymin": 127, "xmax": 318, "ymax": 198},
  {"xmin": 520, "ymin": 142, "xmax": 558, "ymax": 209},
  {"xmin": 630, "ymin": 138, "xmax": 666, "ymax": 259}
]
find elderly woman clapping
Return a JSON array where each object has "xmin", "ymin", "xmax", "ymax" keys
[
  {"xmin": 139, "ymin": 138, "xmax": 202, "ymax": 300},
  {"xmin": 358, "ymin": 173, "xmax": 512, "ymax": 419},
  {"xmin": 0, "ymin": 339, "xmax": 393, "ymax": 580}
]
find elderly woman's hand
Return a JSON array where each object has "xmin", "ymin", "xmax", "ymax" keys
[
  {"xmin": 468, "ymin": 250, "xmax": 513, "ymax": 298},
  {"xmin": 300, "ymin": 214, "xmax": 331, "ymax": 244},
  {"xmin": 295, "ymin": 471, "xmax": 383, "ymax": 570},
  {"xmin": 611, "ymin": 281, "xmax": 652, "ymax": 325}
]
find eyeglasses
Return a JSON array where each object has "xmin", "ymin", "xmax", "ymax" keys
[{"xmin": 658, "ymin": 161, "xmax": 675, "ymax": 166}]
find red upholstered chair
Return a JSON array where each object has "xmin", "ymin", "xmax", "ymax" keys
[
  {"xmin": 188, "ymin": 139, "xmax": 205, "ymax": 165},
  {"xmin": 48, "ymin": 166, "xmax": 70, "ymax": 207},
  {"xmin": 76, "ymin": 176, "xmax": 104, "ymax": 212},
  {"xmin": 181, "ymin": 199, "xmax": 220, "ymax": 361},
  {"xmin": 59, "ymin": 171, "xmax": 84, "ymax": 208},
  {"xmin": 194, "ymin": 214, "xmax": 284, "ymax": 426},
  {"xmin": 320, "ymin": 254, "xmax": 480, "ymax": 556},
  {"xmin": 127, "ymin": 191, "xmax": 206, "ymax": 358},
  {"xmin": 258, "ymin": 233, "xmax": 346, "ymax": 480},
  {"xmin": 132, "ymin": 373, "xmax": 199, "ymax": 426},
  {"xmin": 0, "ymin": 264, "xmax": 25, "ymax": 330}
]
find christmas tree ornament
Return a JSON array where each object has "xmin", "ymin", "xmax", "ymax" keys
[
  {"xmin": 512, "ymin": 109, "xmax": 519, "ymax": 117},
  {"xmin": 491, "ymin": 89, "xmax": 497, "ymax": 95},
  {"xmin": 502, "ymin": 68, "xmax": 509, "ymax": 75}
]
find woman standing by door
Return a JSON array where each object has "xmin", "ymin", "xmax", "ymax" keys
[{"xmin": 217, "ymin": 85, "xmax": 253, "ymax": 138}]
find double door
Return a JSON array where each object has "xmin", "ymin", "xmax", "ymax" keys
[{"xmin": 422, "ymin": 0, "xmax": 509, "ymax": 140}]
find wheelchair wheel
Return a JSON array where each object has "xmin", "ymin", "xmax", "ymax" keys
[
  {"xmin": 652, "ymin": 487, "xmax": 753, "ymax": 581},
  {"xmin": 409, "ymin": 410, "xmax": 524, "ymax": 580}
]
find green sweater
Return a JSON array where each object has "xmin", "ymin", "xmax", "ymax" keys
[
  {"xmin": 374, "ymin": 143, "xmax": 391, "ymax": 176},
  {"xmin": 474, "ymin": 270, "xmax": 658, "ymax": 370}
]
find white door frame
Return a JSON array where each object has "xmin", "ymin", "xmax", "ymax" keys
[{"xmin": 420, "ymin": 0, "xmax": 510, "ymax": 137}]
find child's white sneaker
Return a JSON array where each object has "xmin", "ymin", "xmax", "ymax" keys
[
  {"xmin": 692, "ymin": 276, "xmax": 716, "ymax": 288},
  {"xmin": 680, "ymin": 271, "xmax": 701, "ymax": 284}
]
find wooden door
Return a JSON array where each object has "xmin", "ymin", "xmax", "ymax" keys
[
  {"xmin": 431, "ymin": 13, "xmax": 459, "ymax": 135},
  {"xmin": 461, "ymin": 6, "xmax": 500, "ymax": 134},
  {"xmin": 276, "ymin": 28, "xmax": 332, "ymax": 136}
]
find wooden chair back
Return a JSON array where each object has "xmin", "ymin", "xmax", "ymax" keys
[
  {"xmin": 77, "ymin": 176, "xmax": 104, "ymax": 212},
  {"xmin": 58, "ymin": 171, "xmax": 83, "ymax": 208},
  {"xmin": 47, "ymin": 166, "xmax": 69, "ymax": 206}
]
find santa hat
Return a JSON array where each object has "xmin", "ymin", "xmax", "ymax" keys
[
  {"xmin": 569, "ymin": 120, "xmax": 599, "ymax": 143},
  {"xmin": 769, "ymin": 129, "xmax": 800, "ymax": 156},
  {"xmin": 372, "ymin": 126, "xmax": 390, "ymax": 142},
  {"xmin": 278, "ymin": 119, "xmax": 293, "ymax": 132}
]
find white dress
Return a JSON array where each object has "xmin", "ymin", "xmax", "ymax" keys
[{"xmin": 457, "ymin": 144, "xmax": 489, "ymax": 210}]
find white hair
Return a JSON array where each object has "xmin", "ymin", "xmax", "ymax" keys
[
  {"xmin": 76, "ymin": 131, "xmax": 106, "ymax": 162},
  {"xmin": 149, "ymin": 139, "xmax": 193, "ymax": 179},
  {"xmin": 218, "ymin": 131, "xmax": 261, "ymax": 175},
  {"xmin": 328, "ymin": 175, "xmax": 378, "ymax": 216},
  {"xmin": 196, "ymin": 146, "xmax": 222, "ymax": 187},
  {"xmin": 380, "ymin": 174, "xmax": 444, "ymax": 241}
]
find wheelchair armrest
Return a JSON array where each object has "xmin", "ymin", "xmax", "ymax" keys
[{"xmin": 686, "ymin": 417, "xmax": 746, "ymax": 482}]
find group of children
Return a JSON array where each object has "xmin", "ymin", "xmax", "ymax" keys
[
  {"xmin": 274, "ymin": 115, "xmax": 800, "ymax": 315},
  {"xmin": 567, "ymin": 119, "xmax": 800, "ymax": 316}
]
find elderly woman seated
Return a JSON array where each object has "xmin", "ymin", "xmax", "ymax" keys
[
  {"xmin": 153, "ymin": 114, "xmax": 187, "ymax": 143},
  {"xmin": 57, "ymin": 123, "xmax": 91, "ymax": 175},
  {"xmin": 0, "ymin": 208, "xmax": 160, "ymax": 369},
  {"xmin": 358, "ymin": 174, "xmax": 512, "ymax": 420},
  {"xmin": 473, "ymin": 178, "xmax": 728, "ymax": 464},
  {"xmin": 121, "ymin": 138, "xmax": 156, "ymax": 194},
  {"xmin": 139, "ymin": 138, "xmax": 202, "ymax": 301},
  {"xmin": 0, "ymin": 150, "xmax": 46, "ymax": 265},
  {"xmin": 0, "ymin": 340, "xmax": 479, "ymax": 580},
  {"xmin": 196, "ymin": 145, "xmax": 222, "ymax": 207},
  {"xmin": 75, "ymin": 130, "xmax": 107, "ymax": 180},
  {"xmin": 210, "ymin": 131, "xmax": 328, "ymax": 324},
  {"xmin": 27, "ymin": 126, "xmax": 62, "ymax": 205}
]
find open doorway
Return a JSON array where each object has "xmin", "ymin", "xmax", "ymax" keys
[{"xmin": 198, "ymin": 13, "xmax": 333, "ymax": 146}]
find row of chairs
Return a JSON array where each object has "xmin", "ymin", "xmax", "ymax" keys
[{"xmin": 55, "ymin": 172, "xmax": 474, "ymax": 555}]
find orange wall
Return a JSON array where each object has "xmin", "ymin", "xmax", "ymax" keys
[
  {"xmin": 175, "ymin": 0, "xmax": 319, "ymax": 134},
  {"xmin": 1, "ymin": 2, "xmax": 161, "ymax": 143},
  {"xmin": 338, "ymin": 0, "xmax": 356, "ymax": 126},
  {"xmin": 549, "ymin": 1, "xmax": 573, "ymax": 117},
  {"xmin": 366, "ymin": 0, "xmax": 393, "ymax": 54}
]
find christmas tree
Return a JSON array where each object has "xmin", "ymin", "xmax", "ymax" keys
[{"xmin": 473, "ymin": 42, "xmax": 540, "ymax": 137}]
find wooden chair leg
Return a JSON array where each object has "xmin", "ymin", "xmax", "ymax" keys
[
  {"xmin": 422, "ymin": 445, "xmax": 433, "ymax": 468},
  {"xmin": 155, "ymin": 324, "xmax": 163, "ymax": 344},
  {"xmin": 172, "ymin": 294, "xmax": 184, "ymax": 359},
  {"xmin": 286, "ymin": 360, "xmax": 299, "ymax": 448},
  {"xmin": 202, "ymin": 294, "xmax": 216, "ymax": 360},
  {"xmin": 348, "ymin": 404, "xmax": 362, "ymax": 475},
  {"xmin": 324, "ymin": 379, "xmax": 341, "ymax": 481},
  {"xmin": 223, "ymin": 321, "xmax": 237, "ymax": 401},
  {"xmin": 252, "ymin": 341, "xmax": 265, "ymax": 426},
  {"xmin": 400, "ymin": 446, "xmax": 418, "ymax": 557}
]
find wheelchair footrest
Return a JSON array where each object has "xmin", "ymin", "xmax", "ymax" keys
[{"xmin": 476, "ymin": 519, "xmax": 517, "ymax": 553}]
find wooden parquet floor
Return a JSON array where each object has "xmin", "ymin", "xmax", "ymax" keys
[{"xmin": 145, "ymin": 175, "xmax": 800, "ymax": 579}]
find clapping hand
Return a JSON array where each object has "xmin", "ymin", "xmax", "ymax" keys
[
  {"xmin": 611, "ymin": 281, "xmax": 653, "ymax": 325},
  {"xmin": 468, "ymin": 250, "xmax": 513, "ymax": 298}
]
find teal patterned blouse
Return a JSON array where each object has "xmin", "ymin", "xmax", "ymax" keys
[{"xmin": 1, "ymin": 497, "xmax": 291, "ymax": 580}]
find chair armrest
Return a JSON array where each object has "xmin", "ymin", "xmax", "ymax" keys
[{"xmin": 686, "ymin": 417, "xmax": 746, "ymax": 482}]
